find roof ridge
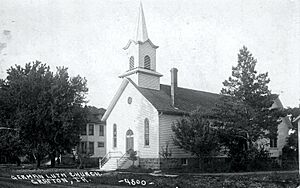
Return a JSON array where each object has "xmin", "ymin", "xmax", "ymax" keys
[{"xmin": 160, "ymin": 84, "xmax": 220, "ymax": 96}]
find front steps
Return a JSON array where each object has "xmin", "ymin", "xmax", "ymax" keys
[{"xmin": 99, "ymin": 151, "xmax": 132, "ymax": 171}]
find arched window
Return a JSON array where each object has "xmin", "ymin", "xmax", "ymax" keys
[
  {"xmin": 113, "ymin": 124, "xmax": 117, "ymax": 148},
  {"xmin": 144, "ymin": 55, "xmax": 151, "ymax": 70},
  {"xmin": 126, "ymin": 129, "xmax": 134, "ymax": 137},
  {"xmin": 126, "ymin": 129, "xmax": 134, "ymax": 152},
  {"xmin": 144, "ymin": 118, "xmax": 149, "ymax": 146},
  {"xmin": 129, "ymin": 56, "xmax": 134, "ymax": 70}
]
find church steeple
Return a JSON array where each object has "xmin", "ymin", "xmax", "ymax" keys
[
  {"xmin": 120, "ymin": 1, "xmax": 162, "ymax": 90},
  {"xmin": 136, "ymin": 2, "xmax": 149, "ymax": 42}
]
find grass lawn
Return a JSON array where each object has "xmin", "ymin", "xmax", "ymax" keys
[{"xmin": 0, "ymin": 165, "xmax": 300, "ymax": 188}]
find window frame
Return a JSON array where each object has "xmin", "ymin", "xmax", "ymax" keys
[
  {"xmin": 88, "ymin": 141, "xmax": 94, "ymax": 155},
  {"xmin": 113, "ymin": 124, "xmax": 117, "ymax": 148},
  {"xmin": 98, "ymin": 142, "xmax": 105, "ymax": 148},
  {"xmin": 129, "ymin": 56, "xmax": 134, "ymax": 70},
  {"xmin": 144, "ymin": 55, "xmax": 151, "ymax": 70},
  {"xmin": 144, "ymin": 118, "xmax": 150, "ymax": 146},
  {"xmin": 99, "ymin": 124, "xmax": 104, "ymax": 136},
  {"xmin": 270, "ymin": 137, "xmax": 278, "ymax": 148},
  {"xmin": 181, "ymin": 158, "xmax": 188, "ymax": 166},
  {"xmin": 88, "ymin": 123, "xmax": 94, "ymax": 136},
  {"xmin": 80, "ymin": 141, "xmax": 87, "ymax": 154}
]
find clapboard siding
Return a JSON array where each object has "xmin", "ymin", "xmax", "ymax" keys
[
  {"xmin": 138, "ymin": 74, "xmax": 160, "ymax": 90},
  {"xmin": 159, "ymin": 115, "xmax": 193, "ymax": 158},
  {"xmin": 106, "ymin": 81, "xmax": 160, "ymax": 158}
]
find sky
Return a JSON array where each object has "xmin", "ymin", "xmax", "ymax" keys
[{"xmin": 0, "ymin": 0, "xmax": 299, "ymax": 108}]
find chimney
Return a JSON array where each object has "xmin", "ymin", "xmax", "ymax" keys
[{"xmin": 170, "ymin": 68, "xmax": 178, "ymax": 107}]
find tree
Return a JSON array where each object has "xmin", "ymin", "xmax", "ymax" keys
[
  {"xmin": 282, "ymin": 107, "xmax": 300, "ymax": 166},
  {"xmin": 172, "ymin": 109, "xmax": 220, "ymax": 169},
  {"xmin": 127, "ymin": 149, "xmax": 137, "ymax": 167},
  {"xmin": 212, "ymin": 46, "xmax": 284, "ymax": 170},
  {"xmin": 0, "ymin": 61, "xmax": 88, "ymax": 167}
]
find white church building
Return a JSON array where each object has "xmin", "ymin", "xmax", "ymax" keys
[{"xmin": 100, "ymin": 2, "xmax": 291, "ymax": 170}]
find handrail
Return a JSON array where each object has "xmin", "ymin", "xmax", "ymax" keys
[
  {"xmin": 100, "ymin": 151, "xmax": 123, "ymax": 168},
  {"xmin": 100, "ymin": 152, "xmax": 111, "ymax": 168},
  {"xmin": 117, "ymin": 152, "xmax": 128, "ymax": 169}
]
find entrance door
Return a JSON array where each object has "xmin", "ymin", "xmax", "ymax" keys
[{"xmin": 126, "ymin": 129, "xmax": 134, "ymax": 152}]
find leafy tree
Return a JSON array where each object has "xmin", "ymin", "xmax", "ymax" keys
[
  {"xmin": 0, "ymin": 61, "xmax": 88, "ymax": 167},
  {"xmin": 282, "ymin": 107, "xmax": 300, "ymax": 166},
  {"xmin": 172, "ymin": 109, "xmax": 220, "ymax": 169},
  {"xmin": 213, "ymin": 46, "xmax": 284, "ymax": 170},
  {"xmin": 127, "ymin": 149, "xmax": 138, "ymax": 166},
  {"xmin": 159, "ymin": 141, "xmax": 172, "ymax": 159}
]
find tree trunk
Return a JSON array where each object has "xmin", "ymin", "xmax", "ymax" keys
[
  {"xmin": 15, "ymin": 156, "xmax": 21, "ymax": 166},
  {"xmin": 36, "ymin": 153, "xmax": 41, "ymax": 168},
  {"xmin": 50, "ymin": 151, "xmax": 56, "ymax": 168}
]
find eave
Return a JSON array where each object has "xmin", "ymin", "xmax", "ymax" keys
[{"xmin": 123, "ymin": 39, "xmax": 159, "ymax": 50}]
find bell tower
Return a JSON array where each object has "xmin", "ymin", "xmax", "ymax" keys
[{"xmin": 119, "ymin": 2, "xmax": 162, "ymax": 90}]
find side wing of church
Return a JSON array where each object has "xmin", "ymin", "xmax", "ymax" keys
[{"xmin": 100, "ymin": 2, "xmax": 291, "ymax": 170}]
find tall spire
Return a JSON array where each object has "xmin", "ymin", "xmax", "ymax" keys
[{"xmin": 135, "ymin": 1, "xmax": 149, "ymax": 42}]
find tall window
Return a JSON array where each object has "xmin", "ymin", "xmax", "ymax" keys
[
  {"xmin": 113, "ymin": 124, "xmax": 117, "ymax": 148},
  {"xmin": 99, "ymin": 124, "xmax": 104, "ymax": 136},
  {"xmin": 144, "ymin": 118, "xmax": 149, "ymax": 146},
  {"xmin": 270, "ymin": 137, "xmax": 277, "ymax": 148},
  {"xmin": 81, "ymin": 125, "xmax": 87, "ymax": 135},
  {"xmin": 88, "ymin": 142, "xmax": 94, "ymax": 154},
  {"xmin": 80, "ymin": 142, "xmax": 87, "ymax": 154},
  {"xmin": 88, "ymin": 124, "xmax": 94, "ymax": 135},
  {"xmin": 129, "ymin": 56, "xmax": 134, "ymax": 70},
  {"xmin": 144, "ymin": 55, "xmax": 151, "ymax": 69}
]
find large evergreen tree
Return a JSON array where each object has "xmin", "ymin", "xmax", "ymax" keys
[
  {"xmin": 213, "ymin": 46, "xmax": 284, "ymax": 170},
  {"xmin": 0, "ymin": 61, "xmax": 88, "ymax": 167}
]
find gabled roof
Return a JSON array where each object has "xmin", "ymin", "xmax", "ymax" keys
[
  {"xmin": 135, "ymin": 82, "xmax": 221, "ymax": 115},
  {"xmin": 294, "ymin": 115, "xmax": 300, "ymax": 123},
  {"xmin": 102, "ymin": 78, "xmax": 220, "ymax": 120}
]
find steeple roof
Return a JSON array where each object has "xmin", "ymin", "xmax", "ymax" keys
[{"xmin": 135, "ymin": 2, "xmax": 148, "ymax": 42}]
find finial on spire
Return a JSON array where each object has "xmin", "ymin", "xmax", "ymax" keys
[{"xmin": 135, "ymin": 1, "xmax": 149, "ymax": 42}]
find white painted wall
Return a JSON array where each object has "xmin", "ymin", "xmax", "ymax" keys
[{"xmin": 106, "ymin": 81, "xmax": 160, "ymax": 158}]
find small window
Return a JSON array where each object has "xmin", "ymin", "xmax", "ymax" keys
[
  {"xmin": 88, "ymin": 124, "xmax": 94, "ymax": 136},
  {"xmin": 81, "ymin": 125, "xmax": 87, "ymax": 135},
  {"xmin": 128, "ymin": 97, "xmax": 132, "ymax": 104},
  {"xmin": 113, "ymin": 124, "xmax": 117, "ymax": 148},
  {"xmin": 144, "ymin": 118, "xmax": 149, "ymax": 146},
  {"xmin": 98, "ymin": 142, "xmax": 105, "ymax": 148},
  {"xmin": 144, "ymin": 55, "xmax": 151, "ymax": 69},
  {"xmin": 270, "ymin": 137, "xmax": 277, "ymax": 148},
  {"xmin": 129, "ymin": 56, "xmax": 134, "ymax": 70},
  {"xmin": 88, "ymin": 142, "xmax": 94, "ymax": 154},
  {"xmin": 99, "ymin": 124, "xmax": 104, "ymax": 136},
  {"xmin": 181, "ymin": 158, "xmax": 188, "ymax": 165},
  {"xmin": 80, "ymin": 142, "xmax": 87, "ymax": 154}
]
